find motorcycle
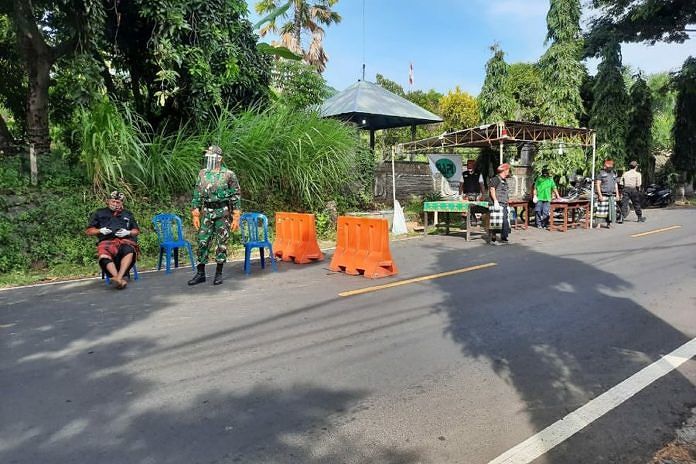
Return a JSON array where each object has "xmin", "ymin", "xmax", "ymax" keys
[{"xmin": 641, "ymin": 183, "xmax": 672, "ymax": 208}]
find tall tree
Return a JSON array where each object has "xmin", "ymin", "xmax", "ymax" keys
[
  {"xmin": 105, "ymin": 0, "xmax": 271, "ymax": 128},
  {"xmin": 479, "ymin": 44, "xmax": 515, "ymax": 122},
  {"xmin": 0, "ymin": 0, "xmax": 99, "ymax": 153},
  {"xmin": 506, "ymin": 63, "xmax": 544, "ymax": 122},
  {"xmin": 590, "ymin": 40, "xmax": 630, "ymax": 166},
  {"xmin": 626, "ymin": 75, "xmax": 654, "ymax": 180},
  {"xmin": 586, "ymin": 0, "xmax": 696, "ymax": 56},
  {"xmin": 539, "ymin": 0, "xmax": 584, "ymax": 126},
  {"xmin": 671, "ymin": 57, "xmax": 696, "ymax": 180},
  {"xmin": 255, "ymin": 0, "xmax": 341, "ymax": 73}
]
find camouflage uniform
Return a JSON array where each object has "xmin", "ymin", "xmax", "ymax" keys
[{"xmin": 192, "ymin": 167, "xmax": 241, "ymax": 264}]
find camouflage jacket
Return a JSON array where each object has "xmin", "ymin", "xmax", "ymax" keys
[{"xmin": 192, "ymin": 167, "xmax": 241, "ymax": 216}]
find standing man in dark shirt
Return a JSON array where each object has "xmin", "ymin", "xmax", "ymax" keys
[
  {"xmin": 489, "ymin": 163, "xmax": 511, "ymax": 244},
  {"xmin": 594, "ymin": 159, "xmax": 621, "ymax": 228},
  {"xmin": 459, "ymin": 159, "xmax": 486, "ymax": 225},
  {"xmin": 86, "ymin": 191, "xmax": 140, "ymax": 289},
  {"xmin": 459, "ymin": 159, "xmax": 485, "ymax": 200}
]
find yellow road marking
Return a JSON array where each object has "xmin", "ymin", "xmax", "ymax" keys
[
  {"xmin": 630, "ymin": 225, "xmax": 681, "ymax": 238},
  {"xmin": 339, "ymin": 262, "xmax": 497, "ymax": 297}
]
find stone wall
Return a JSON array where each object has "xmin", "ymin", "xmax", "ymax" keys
[
  {"xmin": 374, "ymin": 161, "xmax": 435, "ymax": 202},
  {"xmin": 374, "ymin": 160, "xmax": 535, "ymax": 201}
]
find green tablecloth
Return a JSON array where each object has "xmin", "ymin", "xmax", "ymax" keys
[{"xmin": 423, "ymin": 201, "xmax": 489, "ymax": 213}]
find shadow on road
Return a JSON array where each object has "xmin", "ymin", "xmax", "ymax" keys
[
  {"xmin": 426, "ymin": 238, "xmax": 695, "ymax": 463},
  {"xmin": 0, "ymin": 266, "xmax": 423, "ymax": 464}
]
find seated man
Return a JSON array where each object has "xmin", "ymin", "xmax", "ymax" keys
[{"xmin": 85, "ymin": 191, "xmax": 140, "ymax": 289}]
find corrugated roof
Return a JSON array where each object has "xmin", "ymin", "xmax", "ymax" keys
[{"xmin": 320, "ymin": 80, "xmax": 443, "ymax": 130}]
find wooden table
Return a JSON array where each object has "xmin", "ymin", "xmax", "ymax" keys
[
  {"xmin": 507, "ymin": 199, "xmax": 531, "ymax": 230},
  {"xmin": 549, "ymin": 199, "xmax": 591, "ymax": 232},
  {"xmin": 423, "ymin": 201, "xmax": 489, "ymax": 241}
]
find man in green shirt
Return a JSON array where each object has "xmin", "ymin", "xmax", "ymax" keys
[{"xmin": 532, "ymin": 167, "xmax": 560, "ymax": 229}]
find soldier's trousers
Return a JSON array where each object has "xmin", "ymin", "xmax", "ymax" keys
[{"xmin": 197, "ymin": 213, "xmax": 231, "ymax": 264}]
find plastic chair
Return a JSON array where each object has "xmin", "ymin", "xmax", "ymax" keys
[
  {"xmin": 102, "ymin": 263, "xmax": 139, "ymax": 285},
  {"xmin": 240, "ymin": 212, "xmax": 278, "ymax": 275},
  {"xmin": 152, "ymin": 213, "xmax": 196, "ymax": 274}
]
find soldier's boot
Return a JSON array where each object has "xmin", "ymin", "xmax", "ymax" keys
[
  {"xmin": 188, "ymin": 263, "xmax": 206, "ymax": 285},
  {"xmin": 213, "ymin": 263, "xmax": 224, "ymax": 286}
]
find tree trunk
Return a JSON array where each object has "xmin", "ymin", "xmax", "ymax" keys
[
  {"xmin": 25, "ymin": 51, "xmax": 52, "ymax": 154},
  {"xmin": 293, "ymin": 1, "xmax": 302, "ymax": 54}
]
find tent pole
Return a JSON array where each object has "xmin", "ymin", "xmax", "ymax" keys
[
  {"xmin": 370, "ymin": 129, "xmax": 375, "ymax": 152},
  {"xmin": 499, "ymin": 141, "xmax": 503, "ymax": 165},
  {"xmin": 590, "ymin": 133, "xmax": 597, "ymax": 229},
  {"xmin": 391, "ymin": 145, "xmax": 397, "ymax": 207}
]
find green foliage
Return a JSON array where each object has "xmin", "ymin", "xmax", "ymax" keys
[
  {"xmin": 626, "ymin": 75, "xmax": 654, "ymax": 177},
  {"xmin": 648, "ymin": 72, "xmax": 677, "ymax": 152},
  {"xmin": 533, "ymin": 145, "xmax": 587, "ymax": 186},
  {"xmin": 506, "ymin": 63, "xmax": 545, "ymax": 122},
  {"xmin": 672, "ymin": 57, "xmax": 696, "ymax": 178},
  {"xmin": 590, "ymin": 40, "xmax": 629, "ymax": 166},
  {"xmin": 539, "ymin": 0, "xmax": 584, "ymax": 126},
  {"xmin": 255, "ymin": 0, "xmax": 341, "ymax": 72},
  {"xmin": 0, "ymin": 14, "xmax": 25, "ymax": 140},
  {"xmin": 74, "ymin": 99, "xmax": 149, "ymax": 194},
  {"xmin": 479, "ymin": 44, "xmax": 515, "ymax": 122},
  {"xmin": 272, "ymin": 59, "xmax": 331, "ymax": 109},
  {"xmin": 586, "ymin": 0, "xmax": 696, "ymax": 56},
  {"xmin": 376, "ymin": 74, "xmax": 406, "ymax": 97},
  {"xmin": 439, "ymin": 86, "xmax": 479, "ymax": 131},
  {"xmin": 109, "ymin": 0, "xmax": 272, "ymax": 127}
]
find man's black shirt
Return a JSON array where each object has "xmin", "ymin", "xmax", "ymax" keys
[{"xmin": 88, "ymin": 208, "xmax": 139, "ymax": 242}]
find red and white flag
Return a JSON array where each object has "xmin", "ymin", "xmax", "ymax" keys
[{"xmin": 408, "ymin": 63, "xmax": 414, "ymax": 86}]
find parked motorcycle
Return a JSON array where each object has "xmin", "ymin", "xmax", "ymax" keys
[{"xmin": 641, "ymin": 184, "xmax": 673, "ymax": 208}]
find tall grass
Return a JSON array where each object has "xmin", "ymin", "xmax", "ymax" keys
[{"xmin": 74, "ymin": 99, "xmax": 372, "ymax": 211}]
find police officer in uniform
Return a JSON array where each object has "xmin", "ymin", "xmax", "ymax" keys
[
  {"xmin": 188, "ymin": 146, "xmax": 241, "ymax": 286},
  {"xmin": 620, "ymin": 160, "xmax": 646, "ymax": 222}
]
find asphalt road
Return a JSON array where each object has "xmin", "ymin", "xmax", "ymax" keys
[{"xmin": 1, "ymin": 208, "xmax": 695, "ymax": 464}]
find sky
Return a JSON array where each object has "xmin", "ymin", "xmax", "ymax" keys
[{"xmin": 247, "ymin": 0, "xmax": 695, "ymax": 96}]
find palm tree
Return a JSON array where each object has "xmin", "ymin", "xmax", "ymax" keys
[{"xmin": 255, "ymin": 0, "xmax": 341, "ymax": 73}]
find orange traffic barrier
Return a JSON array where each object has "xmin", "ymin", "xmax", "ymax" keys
[
  {"xmin": 330, "ymin": 216, "xmax": 398, "ymax": 279},
  {"xmin": 273, "ymin": 212, "xmax": 324, "ymax": 264}
]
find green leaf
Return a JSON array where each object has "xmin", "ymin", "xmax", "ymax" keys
[
  {"xmin": 257, "ymin": 42, "xmax": 302, "ymax": 60},
  {"xmin": 253, "ymin": 0, "xmax": 292, "ymax": 29}
]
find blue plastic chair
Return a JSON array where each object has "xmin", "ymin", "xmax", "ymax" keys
[
  {"xmin": 103, "ymin": 263, "xmax": 139, "ymax": 285},
  {"xmin": 240, "ymin": 212, "xmax": 278, "ymax": 275},
  {"xmin": 152, "ymin": 213, "xmax": 196, "ymax": 274}
]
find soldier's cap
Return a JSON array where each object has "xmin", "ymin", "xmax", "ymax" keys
[
  {"xmin": 541, "ymin": 167, "xmax": 550, "ymax": 175},
  {"xmin": 109, "ymin": 191, "xmax": 125, "ymax": 201},
  {"xmin": 205, "ymin": 145, "xmax": 223, "ymax": 156},
  {"xmin": 497, "ymin": 163, "xmax": 510, "ymax": 173},
  {"xmin": 466, "ymin": 160, "xmax": 476, "ymax": 168},
  {"xmin": 629, "ymin": 160, "xmax": 638, "ymax": 169}
]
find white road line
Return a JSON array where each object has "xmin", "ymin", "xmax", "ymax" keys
[{"xmin": 488, "ymin": 337, "xmax": 696, "ymax": 464}]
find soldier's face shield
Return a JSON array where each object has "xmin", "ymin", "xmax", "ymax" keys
[{"xmin": 205, "ymin": 151, "xmax": 222, "ymax": 171}]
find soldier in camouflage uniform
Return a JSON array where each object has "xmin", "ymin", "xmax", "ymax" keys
[{"xmin": 188, "ymin": 145, "xmax": 242, "ymax": 286}]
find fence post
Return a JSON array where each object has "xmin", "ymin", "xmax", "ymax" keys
[{"xmin": 29, "ymin": 144, "xmax": 38, "ymax": 186}]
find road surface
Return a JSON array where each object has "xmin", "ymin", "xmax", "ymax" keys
[{"xmin": 1, "ymin": 208, "xmax": 695, "ymax": 463}]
